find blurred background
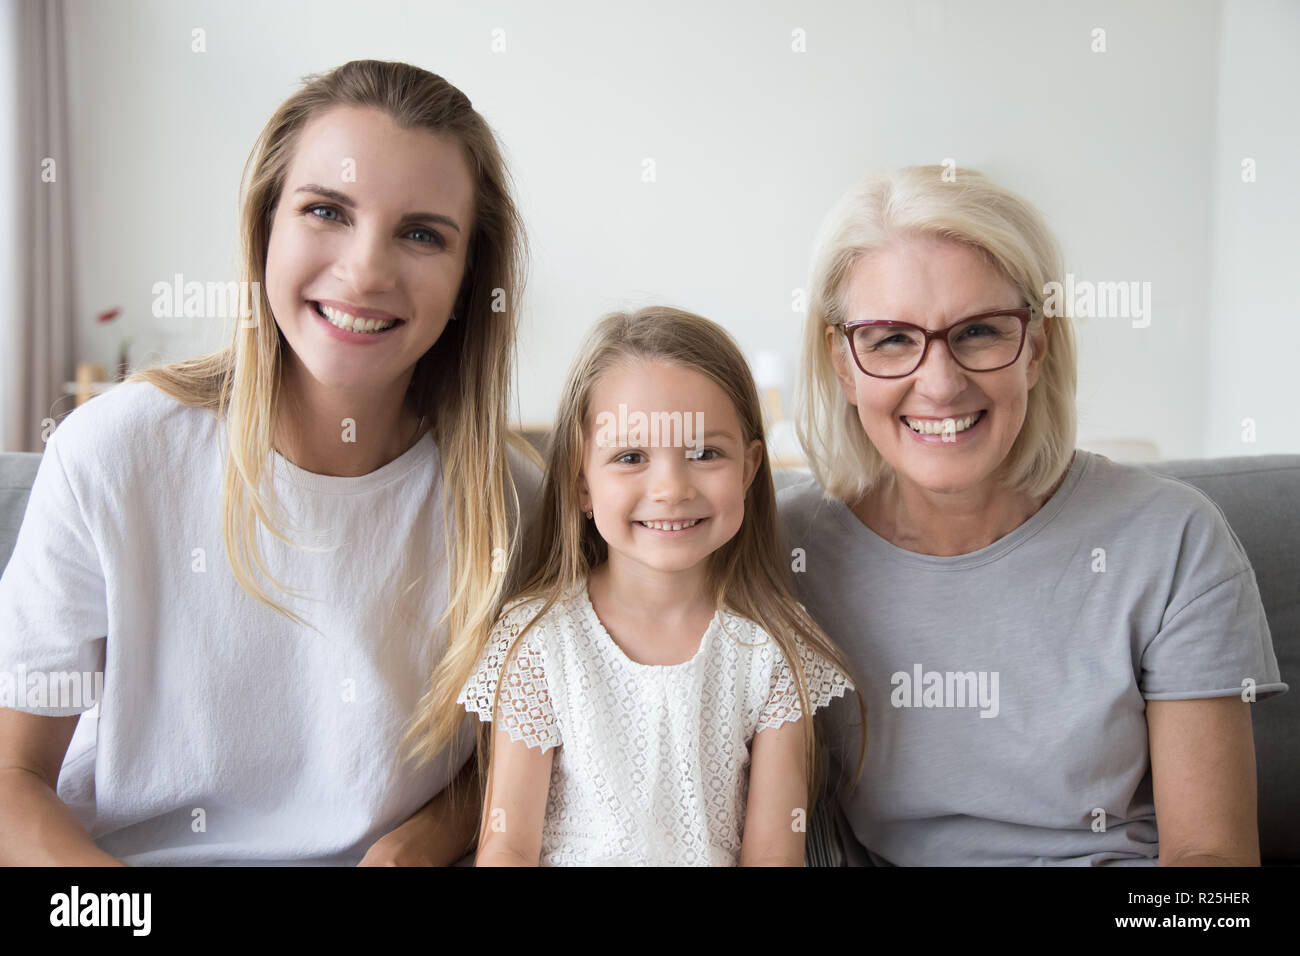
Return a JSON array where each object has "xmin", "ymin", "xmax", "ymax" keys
[{"xmin": 1, "ymin": 0, "xmax": 1296, "ymax": 462}]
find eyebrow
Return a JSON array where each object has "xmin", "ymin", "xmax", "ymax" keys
[
  {"xmin": 294, "ymin": 184, "xmax": 462, "ymax": 233},
  {"xmin": 594, "ymin": 427, "xmax": 738, "ymax": 448},
  {"xmin": 862, "ymin": 305, "xmax": 1022, "ymax": 326}
]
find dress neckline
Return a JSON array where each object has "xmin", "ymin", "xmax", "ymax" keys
[{"xmin": 577, "ymin": 582, "xmax": 716, "ymax": 671}]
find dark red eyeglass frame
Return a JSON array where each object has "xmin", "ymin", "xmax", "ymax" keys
[{"xmin": 839, "ymin": 306, "xmax": 1034, "ymax": 379}]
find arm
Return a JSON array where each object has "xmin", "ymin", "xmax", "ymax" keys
[
  {"xmin": 358, "ymin": 753, "xmax": 482, "ymax": 866},
  {"xmin": 1147, "ymin": 696, "xmax": 1260, "ymax": 866},
  {"xmin": 740, "ymin": 718, "xmax": 807, "ymax": 866},
  {"xmin": 473, "ymin": 729, "xmax": 555, "ymax": 867},
  {"xmin": 0, "ymin": 708, "xmax": 124, "ymax": 865}
]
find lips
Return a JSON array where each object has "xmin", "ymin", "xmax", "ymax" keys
[
  {"xmin": 309, "ymin": 300, "xmax": 405, "ymax": 335},
  {"xmin": 900, "ymin": 410, "xmax": 986, "ymax": 435},
  {"xmin": 635, "ymin": 517, "xmax": 709, "ymax": 533}
]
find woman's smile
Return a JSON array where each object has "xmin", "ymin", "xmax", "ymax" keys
[
  {"xmin": 308, "ymin": 299, "xmax": 407, "ymax": 342},
  {"xmin": 898, "ymin": 409, "xmax": 988, "ymax": 445}
]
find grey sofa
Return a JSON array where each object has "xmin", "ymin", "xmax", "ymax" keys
[{"xmin": 2, "ymin": 450, "xmax": 1296, "ymax": 864}]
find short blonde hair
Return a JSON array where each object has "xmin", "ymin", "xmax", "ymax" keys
[{"xmin": 795, "ymin": 166, "xmax": 1078, "ymax": 501}]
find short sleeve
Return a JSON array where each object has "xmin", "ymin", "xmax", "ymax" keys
[
  {"xmin": 0, "ymin": 436, "xmax": 108, "ymax": 716},
  {"xmin": 1139, "ymin": 496, "xmax": 1287, "ymax": 701},
  {"xmin": 456, "ymin": 602, "xmax": 562, "ymax": 752},
  {"xmin": 756, "ymin": 639, "xmax": 853, "ymax": 731}
]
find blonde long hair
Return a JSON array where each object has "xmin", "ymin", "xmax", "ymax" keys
[
  {"xmin": 798, "ymin": 166, "xmax": 1078, "ymax": 502},
  {"xmin": 128, "ymin": 60, "xmax": 535, "ymax": 773},
  {"xmin": 445, "ymin": 306, "xmax": 868, "ymax": 827}
]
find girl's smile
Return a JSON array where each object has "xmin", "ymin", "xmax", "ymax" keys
[
  {"xmin": 578, "ymin": 359, "xmax": 762, "ymax": 579},
  {"xmin": 633, "ymin": 515, "xmax": 710, "ymax": 534}
]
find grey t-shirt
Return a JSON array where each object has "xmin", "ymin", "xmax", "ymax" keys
[{"xmin": 778, "ymin": 450, "xmax": 1287, "ymax": 866}]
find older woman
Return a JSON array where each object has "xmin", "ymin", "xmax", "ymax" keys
[{"xmin": 780, "ymin": 167, "xmax": 1287, "ymax": 866}]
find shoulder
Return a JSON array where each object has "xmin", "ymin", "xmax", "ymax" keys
[
  {"xmin": 719, "ymin": 611, "xmax": 853, "ymax": 723},
  {"xmin": 716, "ymin": 608, "xmax": 838, "ymax": 679},
  {"xmin": 1075, "ymin": 451, "xmax": 1214, "ymax": 513},
  {"xmin": 1059, "ymin": 453, "xmax": 1260, "ymax": 617},
  {"xmin": 775, "ymin": 471, "xmax": 842, "ymax": 541},
  {"xmin": 1071, "ymin": 451, "xmax": 1247, "ymax": 561},
  {"xmin": 47, "ymin": 380, "xmax": 215, "ymax": 481},
  {"xmin": 492, "ymin": 591, "xmax": 578, "ymax": 650}
]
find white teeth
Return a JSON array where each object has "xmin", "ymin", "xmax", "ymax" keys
[
  {"xmin": 638, "ymin": 518, "xmax": 701, "ymax": 531},
  {"xmin": 903, "ymin": 412, "xmax": 983, "ymax": 435},
  {"xmin": 318, "ymin": 303, "xmax": 397, "ymax": 334}
]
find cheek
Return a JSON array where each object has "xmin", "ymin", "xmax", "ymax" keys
[
  {"xmin": 855, "ymin": 383, "xmax": 901, "ymax": 429},
  {"xmin": 264, "ymin": 222, "xmax": 301, "ymax": 303},
  {"xmin": 266, "ymin": 219, "xmax": 322, "ymax": 289}
]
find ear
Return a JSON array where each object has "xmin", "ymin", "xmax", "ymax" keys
[
  {"xmin": 1026, "ymin": 315, "xmax": 1051, "ymax": 390},
  {"xmin": 825, "ymin": 324, "xmax": 859, "ymax": 407},
  {"xmin": 741, "ymin": 439, "xmax": 763, "ymax": 494},
  {"xmin": 577, "ymin": 468, "xmax": 591, "ymax": 513}
]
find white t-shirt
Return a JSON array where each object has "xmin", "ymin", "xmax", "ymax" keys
[
  {"xmin": 456, "ymin": 583, "xmax": 852, "ymax": 866},
  {"xmin": 0, "ymin": 381, "xmax": 541, "ymax": 865}
]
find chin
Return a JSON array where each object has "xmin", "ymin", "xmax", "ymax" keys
[
  {"xmin": 895, "ymin": 456, "xmax": 996, "ymax": 497},
  {"xmin": 296, "ymin": 355, "xmax": 392, "ymax": 391}
]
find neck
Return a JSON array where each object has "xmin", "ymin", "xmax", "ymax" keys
[
  {"xmin": 274, "ymin": 357, "xmax": 424, "ymax": 477},
  {"xmin": 855, "ymin": 461, "xmax": 1070, "ymax": 557},
  {"xmin": 589, "ymin": 556, "xmax": 714, "ymax": 629}
]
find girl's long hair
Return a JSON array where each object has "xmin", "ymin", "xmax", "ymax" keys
[
  {"xmin": 452, "ymin": 306, "xmax": 868, "ymax": 834},
  {"xmin": 128, "ymin": 61, "xmax": 536, "ymax": 785}
]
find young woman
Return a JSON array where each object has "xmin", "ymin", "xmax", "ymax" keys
[{"xmin": 0, "ymin": 60, "xmax": 540, "ymax": 866}]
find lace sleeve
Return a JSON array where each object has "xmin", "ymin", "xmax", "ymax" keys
[
  {"xmin": 756, "ymin": 639, "xmax": 853, "ymax": 732},
  {"xmin": 456, "ymin": 603, "xmax": 562, "ymax": 753}
]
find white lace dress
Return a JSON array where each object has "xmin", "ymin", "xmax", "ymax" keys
[{"xmin": 456, "ymin": 583, "xmax": 852, "ymax": 866}]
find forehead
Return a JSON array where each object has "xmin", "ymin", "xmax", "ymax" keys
[
  {"xmin": 843, "ymin": 236, "xmax": 1019, "ymax": 322},
  {"xmin": 284, "ymin": 105, "xmax": 475, "ymax": 222},
  {"xmin": 585, "ymin": 359, "xmax": 741, "ymax": 433}
]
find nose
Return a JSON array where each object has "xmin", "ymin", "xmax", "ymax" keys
[
  {"xmin": 911, "ymin": 335, "xmax": 968, "ymax": 404},
  {"xmin": 333, "ymin": 223, "xmax": 398, "ymax": 293},
  {"xmin": 648, "ymin": 454, "xmax": 696, "ymax": 507}
]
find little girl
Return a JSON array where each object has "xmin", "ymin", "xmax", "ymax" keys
[{"xmin": 454, "ymin": 306, "xmax": 867, "ymax": 866}]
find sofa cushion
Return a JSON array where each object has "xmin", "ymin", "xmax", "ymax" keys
[
  {"xmin": 0, "ymin": 451, "xmax": 41, "ymax": 575},
  {"xmin": 1146, "ymin": 456, "xmax": 1299, "ymax": 863}
]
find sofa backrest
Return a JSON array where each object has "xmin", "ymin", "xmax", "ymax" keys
[
  {"xmin": 1145, "ymin": 456, "xmax": 1299, "ymax": 864},
  {"xmin": 1, "ymin": 449, "xmax": 1296, "ymax": 862}
]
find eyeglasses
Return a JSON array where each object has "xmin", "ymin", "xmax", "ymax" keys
[{"xmin": 839, "ymin": 307, "xmax": 1033, "ymax": 379}]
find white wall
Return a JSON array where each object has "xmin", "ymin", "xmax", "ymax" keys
[
  {"xmin": 59, "ymin": 0, "xmax": 1294, "ymax": 458},
  {"xmin": 1205, "ymin": 0, "xmax": 1300, "ymax": 458}
]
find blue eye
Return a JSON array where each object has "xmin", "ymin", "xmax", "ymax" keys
[
  {"xmin": 304, "ymin": 204, "xmax": 447, "ymax": 249},
  {"xmin": 306, "ymin": 203, "xmax": 342, "ymax": 222},
  {"xmin": 405, "ymin": 226, "xmax": 447, "ymax": 249}
]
